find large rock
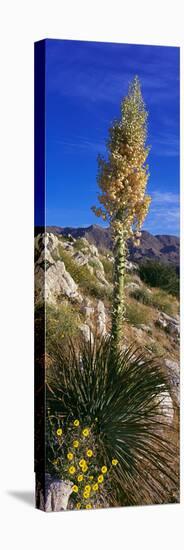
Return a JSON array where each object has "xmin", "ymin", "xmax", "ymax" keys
[
  {"xmin": 36, "ymin": 474, "xmax": 73, "ymax": 512},
  {"xmin": 164, "ymin": 358, "xmax": 179, "ymax": 405},
  {"xmin": 80, "ymin": 323, "xmax": 94, "ymax": 343},
  {"xmin": 97, "ymin": 300, "xmax": 107, "ymax": 336},
  {"xmin": 156, "ymin": 312, "xmax": 180, "ymax": 339},
  {"xmin": 35, "ymin": 261, "xmax": 83, "ymax": 305}
]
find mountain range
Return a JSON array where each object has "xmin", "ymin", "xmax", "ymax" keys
[{"xmin": 44, "ymin": 224, "xmax": 179, "ymax": 266}]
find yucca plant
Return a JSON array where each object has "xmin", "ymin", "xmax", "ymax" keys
[{"xmin": 46, "ymin": 337, "xmax": 178, "ymax": 509}]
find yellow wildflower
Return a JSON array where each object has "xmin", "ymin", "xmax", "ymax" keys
[
  {"xmin": 86, "ymin": 449, "xmax": 93, "ymax": 457},
  {"xmin": 67, "ymin": 452, "xmax": 74, "ymax": 461},
  {"xmin": 82, "ymin": 428, "xmax": 90, "ymax": 437},
  {"xmin": 112, "ymin": 458, "xmax": 118, "ymax": 466},
  {"xmin": 92, "ymin": 483, "xmax": 98, "ymax": 491},
  {"xmin": 82, "ymin": 464, "xmax": 88, "ymax": 473},
  {"xmin": 73, "ymin": 419, "xmax": 80, "ymax": 427},
  {"xmin": 86, "ymin": 503, "xmax": 92, "ymax": 509},
  {"xmin": 73, "ymin": 440, "xmax": 79, "ymax": 448},
  {"xmin": 98, "ymin": 474, "xmax": 104, "ymax": 484},
  {"xmin": 72, "ymin": 485, "xmax": 78, "ymax": 493},
  {"xmin": 101, "ymin": 466, "xmax": 107, "ymax": 474},
  {"xmin": 56, "ymin": 428, "xmax": 62, "ymax": 436},
  {"xmin": 69, "ymin": 466, "xmax": 76, "ymax": 475},
  {"xmin": 89, "ymin": 476, "xmax": 94, "ymax": 481},
  {"xmin": 76, "ymin": 502, "xmax": 81, "ymax": 510},
  {"xmin": 77, "ymin": 474, "xmax": 83, "ymax": 482}
]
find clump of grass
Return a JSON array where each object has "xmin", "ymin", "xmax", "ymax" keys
[
  {"xmin": 151, "ymin": 290, "xmax": 177, "ymax": 316},
  {"xmin": 130, "ymin": 287, "xmax": 153, "ymax": 306},
  {"xmin": 126, "ymin": 301, "xmax": 151, "ymax": 326},
  {"xmin": 46, "ymin": 302, "xmax": 81, "ymax": 341}
]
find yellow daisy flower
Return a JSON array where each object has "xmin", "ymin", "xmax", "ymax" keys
[
  {"xmin": 82, "ymin": 428, "xmax": 90, "ymax": 437},
  {"xmin": 73, "ymin": 419, "xmax": 80, "ymax": 427},
  {"xmin": 86, "ymin": 449, "xmax": 93, "ymax": 457},
  {"xmin": 101, "ymin": 466, "xmax": 107, "ymax": 474},
  {"xmin": 86, "ymin": 503, "xmax": 92, "ymax": 509},
  {"xmin": 98, "ymin": 474, "xmax": 104, "ymax": 484},
  {"xmin": 82, "ymin": 464, "xmax": 88, "ymax": 473},
  {"xmin": 56, "ymin": 428, "xmax": 62, "ymax": 436},
  {"xmin": 112, "ymin": 458, "xmax": 118, "ymax": 466},
  {"xmin": 69, "ymin": 466, "xmax": 76, "ymax": 475},
  {"xmin": 92, "ymin": 483, "xmax": 98, "ymax": 491},
  {"xmin": 67, "ymin": 452, "xmax": 74, "ymax": 461},
  {"xmin": 77, "ymin": 474, "xmax": 83, "ymax": 482},
  {"xmin": 72, "ymin": 485, "xmax": 78, "ymax": 493},
  {"xmin": 73, "ymin": 440, "xmax": 79, "ymax": 448}
]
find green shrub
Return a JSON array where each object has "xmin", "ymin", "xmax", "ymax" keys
[
  {"xmin": 126, "ymin": 301, "xmax": 151, "ymax": 326},
  {"xmin": 139, "ymin": 261, "xmax": 179, "ymax": 297}
]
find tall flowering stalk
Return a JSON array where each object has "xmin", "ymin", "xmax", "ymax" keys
[{"xmin": 92, "ymin": 76, "xmax": 151, "ymax": 348}]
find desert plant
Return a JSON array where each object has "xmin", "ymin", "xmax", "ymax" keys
[
  {"xmin": 46, "ymin": 338, "xmax": 178, "ymax": 508},
  {"xmin": 92, "ymin": 76, "xmax": 151, "ymax": 349},
  {"xmin": 139, "ymin": 261, "xmax": 179, "ymax": 297}
]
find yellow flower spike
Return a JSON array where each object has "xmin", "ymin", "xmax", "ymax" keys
[
  {"xmin": 86, "ymin": 504, "xmax": 92, "ymax": 509},
  {"xmin": 101, "ymin": 466, "xmax": 107, "ymax": 474},
  {"xmin": 98, "ymin": 474, "xmax": 104, "ymax": 484},
  {"xmin": 73, "ymin": 440, "xmax": 79, "ymax": 448},
  {"xmin": 69, "ymin": 466, "xmax": 76, "ymax": 475},
  {"xmin": 73, "ymin": 419, "xmax": 80, "ymax": 427},
  {"xmin": 92, "ymin": 483, "xmax": 98, "ymax": 491},
  {"xmin": 82, "ymin": 428, "xmax": 90, "ymax": 437},
  {"xmin": 72, "ymin": 485, "xmax": 78, "ymax": 493},
  {"xmin": 67, "ymin": 452, "xmax": 74, "ymax": 461},
  {"xmin": 79, "ymin": 459, "xmax": 86, "ymax": 468},
  {"xmin": 86, "ymin": 449, "xmax": 93, "ymax": 457},
  {"xmin": 77, "ymin": 474, "xmax": 83, "ymax": 482},
  {"xmin": 56, "ymin": 428, "xmax": 62, "ymax": 436},
  {"xmin": 112, "ymin": 459, "xmax": 118, "ymax": 466},
  {"xmin": 76, "ymin": 503, "xmax": 81, "ymax": 510}
]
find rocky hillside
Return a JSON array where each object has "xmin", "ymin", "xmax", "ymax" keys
[
  {"xmin": 35, "ymin": 231, "xmax": 179, "ymax": 408},
  {"xmin": 44, "ymin": 225, "xmax": 180, "ymax": 266}
]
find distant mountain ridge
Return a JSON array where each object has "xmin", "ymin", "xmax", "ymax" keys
[{"xmin": 43, "ymin": 224, "xmax": 179, "ymax": 266}]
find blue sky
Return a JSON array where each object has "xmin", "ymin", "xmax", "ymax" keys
[{"xmin": 45, "ymin": 39, "xmax": 180, "ymax": 236}]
